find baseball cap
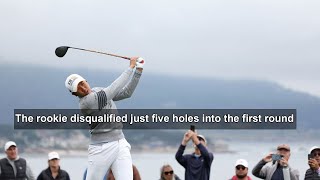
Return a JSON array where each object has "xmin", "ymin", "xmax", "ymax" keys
[
  {"xmin": 48, "ymin": 151, "xmax": 60, "ymax": 160},
  {"xmin": 197, "ymin": 135, "xmax": 207, "ymax": 143},
  {"xmin": 4, "ymin": 141, "xmax": 17, "ymax": 151},
  {"xmin": 235, "ymin": 159, "xmax": 248, "ymax": 168},
  {"xmin": 277, "ymin": 144, "xmax": 290, "ymax": 151},
  {"xmin": 309, "ymin": 146, "xmax": 320, "ymax": 154},
  {"xmin": 65, "ymin": 74, "xmax": 85, "ymax": 92}
]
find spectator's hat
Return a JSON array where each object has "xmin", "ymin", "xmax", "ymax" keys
[
  {"xmin": 48, "ymin": 151, "xmax": 60, "ymax": 160},
  {"xmin": 235, "ymin": 159, "xmax": 248, "ymax": 168},
  {"xmin": 197, "ymin": 135, "xmax": 207, "ymax": 143},
  {"xmin": 4, "ymin": 141, "xmax": 16, "ymax": 151},
  {"xmin": 277, "ymin": 144, "xmax": 290, "ymax": 151},
  {"xmin": 309, "ymin": 146, "xmax": 320, "ymax": 154}
]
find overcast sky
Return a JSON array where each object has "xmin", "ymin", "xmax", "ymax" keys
[{"xmin": 1, "ymin": 0, "xmax": 319, "ymax": 97}]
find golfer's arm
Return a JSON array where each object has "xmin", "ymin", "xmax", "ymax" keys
[
  {"xmin": 102, "ymin": 68, "xmax": 134, "ymax": 100},
  {"xmin": 113, "ymin": 69, "xmax": 142, "ymax": 101}
]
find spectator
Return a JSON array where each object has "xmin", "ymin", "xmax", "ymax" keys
[
  {"xmin": 252, "ymin": 144, "xmax": 299, "ymax": 180},
  {"xmin": 175, "ymin": 130, "xmax": 214, "ymax": 180},
  {"xmin": 159, "ymin": 164, "xmax": 181, "ymax": 180},
  {"xmin": 304, "ymin": 146, "xmax": 320, "ymax": 180},
  {"xmin": 37, "ymin": 151, "xmax": 70, "ymax": 180},
  {"xmin": 0, "ymin": 141, "xmax": 35, "ymax": 180},
  {"xmin": 230, "ymin": 159, "xmax": 252, "ymax": 180}
]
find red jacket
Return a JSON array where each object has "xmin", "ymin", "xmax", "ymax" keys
[{"xmin": 231, "ymin": 175, "xmax": 252, "ymax": 180}]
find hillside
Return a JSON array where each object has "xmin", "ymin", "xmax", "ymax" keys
[{"xmin": 0, "ymin": 63, "xmax": 319, "ymax": 129}]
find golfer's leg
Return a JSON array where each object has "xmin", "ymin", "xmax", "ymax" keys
[
  {"xmin": 111, "ymin": 139, "xmax": 133, "ymax": 180},
  {"xmin": 86, "ymin": 142, "xmax": 118, "ymax": 180}
]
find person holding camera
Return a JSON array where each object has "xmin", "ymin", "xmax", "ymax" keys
[
  {"xmin": 305, "ymin": 146, "xmax": 320, "ymax": 180},
  {"xmin": 252, "ymin": 144, "xmax": 299, "ymax": 180},
  {"xmin": 175, "ymin": 129, "xmax": 214, "ymax": 180}
]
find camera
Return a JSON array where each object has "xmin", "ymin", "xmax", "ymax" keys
[
  {"xmin": 190, "ymin": 125, "xmax": 195, "ymax": 132},
  {"xmin": 308, "ymin": 154, "xmax": 314, "ymax": 160},
  {"xmin": 272, "ymin": 154, "xmax": 283, "ymax": 161}
]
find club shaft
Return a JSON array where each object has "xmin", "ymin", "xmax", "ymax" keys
[{"xmin": 69, "ymin": 47, "xmax": 131, "ymax": 60}]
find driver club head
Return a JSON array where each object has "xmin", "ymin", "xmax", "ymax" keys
[{"xmin": 55, "ymin": 46, "xmax": 70, "ymax": 58}]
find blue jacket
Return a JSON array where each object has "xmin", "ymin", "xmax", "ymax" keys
[{"xmin": 175, "ymin": 144, "xmax": 214, "ymax": 180}]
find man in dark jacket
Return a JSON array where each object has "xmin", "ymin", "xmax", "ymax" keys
[
  {"xmin": 175, "ymin": 130, "xmax": 214, "ymax": 180},
  {"xmin": 37, "ymin": 152, "xmax": 70, "ymax": 180},
  {"xmin": 0, "ymin": 141, "xmax": 35, "ymax": 180},
  {"xmin": 305, "ymin": 146, "xmax": 320, "ymax": 180}
]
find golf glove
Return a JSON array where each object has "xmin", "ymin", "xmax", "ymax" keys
[{"xmin": 136, "ymin": 57, "xmax": 145, "ymax": 68}]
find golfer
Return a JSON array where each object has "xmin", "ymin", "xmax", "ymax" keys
[{"xmin": 65, "ymin": 57, "xmax": 144, "ymax": 180}]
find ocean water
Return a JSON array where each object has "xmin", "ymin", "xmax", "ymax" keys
[{"xmin": 2, "ymin": 141, "xmax": 315, "ymax": 180}]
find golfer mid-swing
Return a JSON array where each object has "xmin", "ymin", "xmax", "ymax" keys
[{"xmin": 65, "ymin": 57, "xmax": 144, "ymax": 180}]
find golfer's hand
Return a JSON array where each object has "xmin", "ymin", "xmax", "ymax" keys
[
  {"xmin": 263, "ymin": 153, "xmax": 273, "ymax": 162},
  {"xmin": 136, "ymin": 57, "xmax": 144, "ymax": 71},
  {"xmin": 308, "ymin": 158, "xmax": 320, "ymax": 170},
  {"xmin": 129, "ymin": 57, "xmax": 138, "ymax": 69}
]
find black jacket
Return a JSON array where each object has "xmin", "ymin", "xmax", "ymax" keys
[
  {"xmin": 304, "ymin": 168, "xmax": 320, "ymax": 180},
  {"xmin": 0, "ymin": 158, "xmax": 27, "ymax": 180},
  {"xmin": 37, "ymin": 167, "xmax": 70, "ymax": 180}
]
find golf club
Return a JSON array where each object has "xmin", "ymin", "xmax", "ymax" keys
[{"xmin": 55, "ymin": 46, "xmax": 131, "ymax": 60}]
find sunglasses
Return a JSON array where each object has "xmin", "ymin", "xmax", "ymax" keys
[
  {"xmin": 236, "ymin": 166, "xmax": 246, "ymax": 170},
  {"xmin": 312, "ymin": 152, "xmax": 320, "ymax": 157},
  {"xmin": 164, "ymin": 171, "xmax": 174, "ymax": 175}
]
